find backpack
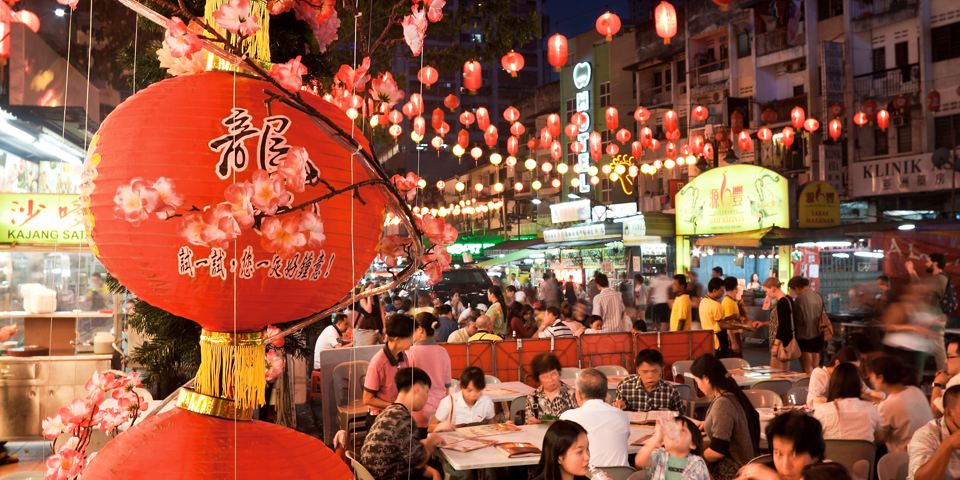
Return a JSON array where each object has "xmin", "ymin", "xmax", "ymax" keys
[{"xmin": 941, "ymin": 276, "xmax": 958, "ymax": 315}]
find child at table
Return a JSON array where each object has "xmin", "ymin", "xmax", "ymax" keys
[
  {"xmin": 582, "ymin": 315, "xmax": 603, "ymax": 334},
  {"xmin": 635, "ymin": 416, "xmax": 710, "ymax": 480},
  {"xmin": 430, "ymin": 366, "xmax": 496, "ymax": 432}
]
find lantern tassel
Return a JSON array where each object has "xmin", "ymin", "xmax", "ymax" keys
[
  {"xmin": 664, "ymin": 38, "xmax": 670, "ymax": 44},
  {"xmin": 204, "ymin": 0, "xmax": 271, "ymax": 70},
  {"xmin": 195, "ymin": 330, "xmax": 266, "ymax": 410}
]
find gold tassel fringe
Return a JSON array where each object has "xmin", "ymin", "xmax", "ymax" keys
[
  {"xmin": 195, "ymin": 330, "xmax": 266, "ymax": 409},
  {"xmin": 204, "ymin": 0, "xmax": 271, "ymax": 71}
]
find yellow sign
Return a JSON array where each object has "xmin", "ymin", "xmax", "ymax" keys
[
  {"xmin": 0, "ymin": 194, "xmax": 85, "ymax": 244},
  {"xmin": 797, "ymin": 181, "xmax": 840, "ymax": 228},
  {"xmin": 676, "ymin": 165, "xmax": 788, "ymax": 235}
]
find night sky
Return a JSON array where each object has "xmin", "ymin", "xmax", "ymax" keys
[{"xmin": 545, "ymin": 0, "xmax": 632, "ymax": 39}]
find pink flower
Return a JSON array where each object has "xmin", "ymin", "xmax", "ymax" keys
[
  {"xmin": 279, "ymin": 147, "xmax": 309, "ymax": 193},
  {"xmin": 250, "ymin": 170, "xmax": 292, "ymax": 216},
  {"xmin": 391, "ymin": 172, "xmax": 420, "ymax": 201},
  {"xmin": 94, "ymin": 406, "xmax": 129, "ymax": 432},
  {"xmin": 113, "ymin": 178, "xmax": 160, "ymax": 226},
  {"xmin": 426, "ymin": 0, "xmax": 445, "ymax": 22},
  {"xmin": 269, "ymin": 56, "xmax": 308, "ymax": 93},
  {"xmin": 164, "ymin": 17, "xmax": 202, "ymax": 58},
  {"xmin": 265, "ymin": 349, "xmax": 284, "ymax": 381},
  {"xmin": 224, "ymin": 182, "xmax": 256, "ymax": 229},
  {"xmin": 157, "ymin": 41, "xmax": 205, "ymax": 76},
  {"xmin": 45, "ymin": 441, "xmax": 84, "ymax": 480},
  {"xmin": 56, "ymin": 0, "xmax": 78, "ymax": 11},
  {"xmin": 177, "ymin": 212, "xmax": 206, "ymax": 246},
  {"xmin": 42, "ymin": 414, "xmax": 67, "ymax": 440},
  {"xmin": 152, "ymin": 177, "xmax": 185, "ymax": 219},
  {"xmin": 260, "ymin": 216, "xmax": 306, "ymax": 259},
  {"xmin": 200, "ymin": 204, "xmax": 241, "ymax": 249},
  {"xmin": 112, "ymin": 372, "xmax": 142, "ymax": 400},
  {"xmin": 84, "ymin": 371, "xmax": 122, "ymax": 399},
  {"xmin": 265, "ymin": 325, "xmax": 285, "ymax": 348},
  {"xmin": 423, "ymin": 248, "xmax": 452, "ymax": 270},
  {"xmin": 401, "ymin": 5, "xmax": 428, "ymax": 56},
  {"xmin": 299, "ymin": 211, "xmax": 325, "ymax": 248},
  {"xmin": 58, "ymin": 399, "xmax": 93, "ymax": 429},
  {"xmin": 266, "ymin": 0, "xmax": 295, "ymax": 15},
  {"xmin": 417, "ymin": 214, "xmax": 457, "ymax": 246},
  {"xmin": 379, "ymin": 235, "xmax": 412, "ymax": 268},
  {"xmin": 294, "ymin": 3, "xmax": 339, "ymax": 53},
  {"xmin": 212, "ymin": 0, "xmax": 261, "ymax": 37},
  {"xmin": 117, "ymin": 394, "xmax": 148, "ymax": 416},
  {"xmin": 423, "ymin": 261, "xmax": 443, "ymax": 286},
  {"xmin": 336, "ymin": 57, "xmax": 371, "ymax": 92},
  {"xmin": 370, "ymin": 72, "xmax": 405, "ymax": 112}
]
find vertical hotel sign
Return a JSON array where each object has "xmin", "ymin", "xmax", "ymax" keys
[
  {"xmin": 797, "ymin": 181, "xmax": 840, "ymax": 228},
  {"xmin": 573, "ymin": 61, "xmax": 592, "ymax": 193},
  {"xmin": 675, "ymin": 165, "xmax": 789, "ymax": 235},
  {"xmin": 0, "ymin": 193, "xmax": 85, "ymax": 244}
]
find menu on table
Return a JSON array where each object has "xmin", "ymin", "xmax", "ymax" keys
[{"xmin": 456, "ymin": 423, "xmax": 523, "ymax": 438}]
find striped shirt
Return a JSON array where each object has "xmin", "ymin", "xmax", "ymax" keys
[
  {"xmin": 538, "ymin": 321, "xmax": 573, "ymax": 338},
  {"xmin": 593, "ymin": 288, "xmax": 627, "ymax": 332}
]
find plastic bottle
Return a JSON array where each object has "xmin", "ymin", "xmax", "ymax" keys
[{"xmin": 586, "ymin": 466, "xmax": 610, "ymax": 480}]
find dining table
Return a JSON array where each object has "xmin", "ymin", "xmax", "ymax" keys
[
  {"xmin": 483, "ymin": 381, "xmax": 536, "ymax": 402},
  {"xmin": 684, "ymin": 367, "xmax": 807, "ymax": 388}
]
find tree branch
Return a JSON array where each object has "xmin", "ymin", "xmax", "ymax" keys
[{"xmin": 367, "ymin": 0, "xmax": 406, "ymax": 57}]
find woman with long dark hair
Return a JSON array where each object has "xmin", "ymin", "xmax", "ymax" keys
[
  {"xmin": 690, "ymin": 354, "xmax": 759, "ymax": 480},
  {"xmin": 532, "ymin": 420, "xmax": 591, "ymax": 480},
  {"xmin": 486, "ymin": 286, "xmax": 507, "ymax": 337},
  {"xmin": 506, "ymin": 301, "xmax": 532, "ymax": 339},
  {"xmin": 813, "ymin": 363, "xmax": 884, "ymax": 443}
]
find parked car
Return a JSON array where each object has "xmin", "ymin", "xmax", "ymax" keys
[{"xmin": 403, "ymin": 267, "xmax": 496, "ymax": 308}]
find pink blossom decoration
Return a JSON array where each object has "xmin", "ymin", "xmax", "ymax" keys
[
  {"xmin": 177, "ymin": 212, "xmax": 207, "ymax": 247},
  {"xmin": 391, "ymin": 172, "xmax": 420, "ymax": 201},
  {"xmin": 299, "ymin": 211, "xmax": 326, "ymax": 248},
  {"xmin": 83, "ymin": 370, "xmax": 121, "ymax": 405},
  {"xmin": 401, "ymin": 5, "xmax": 428, "ymax": 56},
  {"xmin": 45, "ymin": 440, "xmax": 84, "ymax": 480},
  {"xmin": 152, "ymin": 177, "xmax": 185, "ymax": 219},
  {"xmin": 163, "ymin": 17, "xmax": 202, "ymax": 58},
  {"xmin": 113, "ymin": 178, "xmax": 160, "ymax": 226},
  {"xmin": 250, "ymin": 170, "xmax": 292, "ymax": 216},
  {"xmin": 336, "ymin": 57, "xmax": 371, "ymax": 92},
  {"xmin": 94, "ymin": 407, "xmax": 129, "ymax": 432},
  {"xmin": 58, "ymin": 398, "xmax": 94, "ymax": 429},
  {"xmin": 370, "ymin": 72, "xmax": 405, "ymax": 112},
  {"xmin": 212, "ymin": 0, "xmax": 261, "ymax": 37},
  {"xmin": 56, "ymin": 0, "xmax": 78, "ymax": 12},
  {"xmin": 265, "ymin": 325, "xmax": 285, "ymax": 348},
  {"xmin": 266, "ymin": 0, "xmax": 296, "ymax": 15},
  {"xmin": 422, "ymin": 261, "xmax": 443, "ymax": 285},
  {"xmin": 265, "ymin": 349, "xmax": 284, "ymax": 381},
  {"xmin": 278, "ymin": 146, "xmax": 309, "ymax": 192},
  {"xmin": 200, "ymin": 204, "xmax": 242, "ymax": 249},
  {"xmin": 223, "ymin": 182, "xmax": 256, "ymax": 229},
  {"xmin": 426, "ymin": 0, "xmax": 445, "ymax": 22},
  {"xmin": 260, "ymin": 215, "xmax": 306, "ymax": 259},
  {"xmin": 269, "ymin": 56, "xmax": 308, "ymax": 93},
  {"xmin": 112, "ymin": 371, "xmax": 142, "ymax": 400},
  {"xmin": 42, "ymin": 414, "xmax": 67, "ymax": 440},
  {"xmin": 417, "ymin": 214, "xmax": 458, "ymax": 246},
  {"xmin": 294, "ymin": 3, "xmax": 339, "ymax": 53},
  {"xmin": 117, "ymin": 394, "xmax": 148, "ymax": 416},
  {"xmin": 156, "ymin": 41, "xmax": 205, "ymax": 76},
  {"xmin": 379, "ymin": 235, "xmax": 412, "ymax": 268}
]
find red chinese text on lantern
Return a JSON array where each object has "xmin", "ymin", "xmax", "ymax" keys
[
  {"xmin": 548, "ymin": 34, "xmax": 568, "ymax": 72},
  {"xmin": 828, "ymin": 119, "xmax": 842, "ymax": 140},
  {"xmin": 790, "ymin": 106, "xmax": 805, "ymax": 130},
  {"xmin": 758, "ymin": 127, "xmax": 772, "ymax": 142},
  {"xmin": 730, "ymin": 111, "xmax": 744, "ymax": 136},
  {"xmin": 605, "ymin": 107, "xmax": 619, "ymax": 130},
  {"xmin": 829, "ymin": 103, "xmax": 846, "ymax": 118},
  {"xmin": 928, "ymin": 90, "xmax": 941, "ymax": 114},
  {"xmin": 692, "ymin": 105, "xmax": 709, "ymax": 123},
  {"xmin": 547, "ymin": 113, "xmax": 562, "ymax": 137},
  {"xmin": 616, "ymin": 128, "xmax": 631, "ymax": 144},
  {"xmin": 655, "ymin": 1, "xmax": 677, "ymax": 44},
  {"xmin": 854, "ymin": 112, "xmax": 868, "ymax": 127},
  {"xmin": 596, "ymin": 11, "xmax": 621, "ymax": 40},
  {"xmin": 803, "ymin": 118, "xmax": 819, "ymax": 133},
  {"xmin": 476, "ymin": 107, "xmax": 490, "ymax": 130},
  {"xmin": 443, "ymin": 94, "xmax": 459, "ymax": 112},
  {"xmin": 737, "ymin": 131, "xmax": 752, "ymax": 151},
  {"xmin": 760, "ymin": 108, "xmax": 778, "ymax": 125},
  {"xmin": 463, "ymin": 61, "xmax": 482, "ymax": 92},
  {"xmin": 589, "ymin": 131, "xmax": 602, "ymax": 161},
  {"xmin": 634, "ymin": 106, "xmax": 650, "ymax": 124},
  {"xmin": 418, "ymin": 65, "xmax": 438, "ymax": 89},
  {"xmin": 877, "ymin": 109, "xmax": 890, "ymax": 131},
  {"xmin": 511, "ymin": 122, "xmax": 525, "ymax": 136},
  {"xmin": 503, "ymin": 106, "xmax": 519, "ymax": 123},
  {"xmin": 781, "ymin": 126, "xmax": 795, "ymax": 146},
  {"xmin": 501, "ymin": 50, "xmax": 524, "ymax": 77}
]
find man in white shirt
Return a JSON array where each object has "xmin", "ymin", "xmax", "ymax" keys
[
  {"xmin": 313, "ymin": 315, "xmax": 352, "ymax": 369},
  {"xmin": 560, "ymin": 368, "xmax": 630, "ymax": 467},
  {"xmin": 908, "ymin": 385, "xmax": 960, "ymax": 480},
  {"xmin": 932, "ymin": 337, "xmax": 960, "ymax": 416},
  {"xmin": 648, "ymin": 273, "xmax": 672, "ymax": 331},
  {"xmin": 592, "ymin": 273, "xmax": 627, "ymax": 333},
  {"xmin": 537, "ymin": 307, "xmax": 573, "ymax": 338},
  {"xmin": 509, "ymin": 273, "xmax": 522, "ymax": 289}
]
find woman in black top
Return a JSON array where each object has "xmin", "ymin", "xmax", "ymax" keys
[
  {"xmin": 532, "ymin": 420, "xmax": 591, "ymax": 480},
  {"xmin": 763, "ymin": 277, "xmax": 796, "ymax": 371},
  {"xmin": 564, "ymin": 281, "xmax": 578, "ymax": 306}
]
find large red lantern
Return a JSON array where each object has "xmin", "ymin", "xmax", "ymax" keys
[
  {"xmin": 649, "ymin": 138, "xmax": 660, "ymax": 151},
  {"xmin": 501, "ymin": 50, "xmax": 525, "ymax": 77},
  {"xmin": 892, "ymin": 95, "xmax": 910, "ymax": 112},
  {"xmin": 418, "ymin": 65, "xmax": 438, "ymax": 89},
  {"xmin": 639, "ymin": 126, "xmax": 653, "ymax": 147},
  {"xmin": 547, "ymin": 113, "xmax": 562, "ymax": 137},
  {"xmin": 605, "ymin": 107, "xmax": 619, "ymax": 130},
  {"xmin": 540, "ymin": 127, "xmax": 553, "ymax": 148},
  {"xmin": 665, "ymin": 129, "xmax": 680, "ymax": 141},
  {"xmin": 702, "ymin": 142, "xmax": 714, "ymax": 159},
  {"xmin": 781, "ymin": 126, "xmax": 795, "ymax": 146},
  {"xmin": 760, "ymin": 108, "xmax": 778, "ymax": 125},
  {"xmin": 664, "ymin": 109, "xmax": 678, "ymax": 129},
  {"xmin": 459, "ymin": 110, "xmax": 475, "ymax": 127},
  {"xmin": 511, "ymin": 122, "xmax": 526, "ymax": 136},
  {"xmin": 589, "ymin": 131, "xmax": 602, "ymax": 160},
  {"xmin": 665, "ymin": 141, "xmax": 676, "ymax": 159},
  {"xmin": 596, "ymin": 11, "xmax": 621, "ymax": 41},
  {"xmin": 431, "ymin": 108, "xmax": 445, "ymax": 130},
  {"xmin": 484, "ymin": 125, "xmax": 498, "ymax": 147},
  {"xmin": 458, "ymin": 129, "xmax": 469, "ymax": 149},
  {"xmin": 606, "ymin": 143, "xmax": 620, "ymax": 156},
  {"xmin": 692, "ymin": 105, "xmax": 709, "ymax": 123},
  {"xmin": 655, "ymin": 1, "xmax": 677, "ymax": 44},
  {"xmin": 803, "ymin": 118, "xmax": 819, "ymax": 133},
  {"xmin": 389, "ymin": 124, "xmax": 402, "ymax": 138},
  {"xmin": 436, "ymin": 122, "xmax": 450, "ymax": 136},
  {"xmin": 853, "ymin": 112, "xmax": 868, "ymax": 127},
  {"xmin": 691, "ymin": 134, "xmax": 705, "ymax": 154},
  {"xmin": 616, "ymin": 128, "xmax": 631, "ymax": 144},
  {"xmin": 476, "ymin": 107, "xmax": 490, "ymax": 130},
  {"xmin": 928, "ymin": 90, "xmax": 941, "ymax": 115},
  {"xmin": 730, "ymin": 111, "xmax": 744, "ymax": 136},
  {"xmin": 828, "ymin": 119, "xmax": 842, "ymax": 140},
  {"xmin": 829, "ymin": 103, "xmax": 846, "ymax": 118},
  {"xmin": 634, "ymin": 106, "xmax": 650, "ymax": 123},
  {"xmin": 863, "ymin": 99, "xmax": 878, "ymax": 120},
  {"xmin": 551, "ymin": 140, "xmax": 563, "ymax": 160},
  {"xmin": 507, "ymin": 136, "xmax": 519, "ymax": 155},
  {"xmin": 570, "ymin": 140, "xmax": 583, "ymax": 154},
  {"xmin": 790, "ymin": 106, "xmax": 805, "ymax": 130},
  {"xmin": 444, "ymin": 94, "xmax": 460, "ymax": 112},
  {"xmin": 547, "ymin": 34, "xmax": 568, "ymax": 72},
  {"xmin": 571, "ymin": 112, "xmax": 587, "ymax": 127},
  {"xmin": 631, "ymin": 141, "xmax": 642, "ymax": 158},
  {"xmin": 757, "ymin": 127, "xmax": 772, "ymax": 142},
  {"xmin": 527, "ymin": 138, "xmax": 539, "ymax": 150},
  {"xmin": 737, "ymin": 131, "xmax": 752, "ymax": 151},
  {"xmin": 388, "ymin": 110, "xmax": 403, "ymax": 125},
  {"xmin": 503, "ymin": 106, "xmax": 520, "ymax": 123},
  {"xmin": 565, "ymin": 123, "xmax": 579, "ymax": 139},
  {"xmin": 463, "ymin": 61, "xmax": 482, "ymax": 92},
  {"xmin": 877, "ymin": 109, "xmax": 890, "ymax": 131}
]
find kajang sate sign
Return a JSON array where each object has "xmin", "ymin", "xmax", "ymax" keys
[
  {"xmin": 0, "ymin": 193, "xmax": 85, "ymax": 244},
  {"xmin": 852, "ymin": 153, "xmax": 960, "ymax": 197}
]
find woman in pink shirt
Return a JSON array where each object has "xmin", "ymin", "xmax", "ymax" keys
[{"xmin": 407, "ymin": 312, "xmax": 452, "ymax": 437}]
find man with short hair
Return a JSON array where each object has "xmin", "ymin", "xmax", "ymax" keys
[
  {"xmin": 434, "ymin": 305, "xmax": 457, "ymax": 343},
  {"xmin": 445, "ymin": 290, "xmax": 466, "ymax": 320},
  {"xmin": 700, "ymin": 277, "xmax": 730, "ymax": 358},
  {"xmin": 361, "ymin": 367, "xmax": 444, "ymax": 480},
  {"xmin": 560, "ymin": 368, "xmax": 631, "ymax": 467},
  {"xmin": 908, "ymin": 385, "xmax": 960, "ymax": 480},
  {"xmin": 468, "ymin": 316, "xmax": 503, "ymax": 342},
  {"xmin": 313, "ymin": 314, "xmax": 353, "ymax": 369},
  {"xmin": 364, "ymin": 314, "xmax": 415, "ymax": 425},
  {"xmin": 614, "ymin": 349, "xmax": 685, "ymax": 415},
  {"xmin": 932, "ymin": 337, "xmax": 960, "ymax": 417},
  {"xmin": 592, "ymin": 273, "xmax": 627, "ymax": 333},
  {"xmin": 509, "ymin": 273, "xmax": 521, "ymax": 289},
  {"xmin": 722, "ymin": 276, "xmax": 746, "ymax": 358},
  {"xmin": 712, "ymin": 266, "xmax": 723, "ymax": 278},
  {"xmin": 669, "ymin": 274, "xmax": 692, "ymax": 331},
  {"xmin": 385, "ymin": 296, "xmax": 403, "ymax": 314},
  {"xmin": 446, "ymin": 315, "xmax": 478, "ymax": 343},
  {"xmin": 537, "ymin": 306, "xmax": 573, "ymax": 338},
  {"xmin": 790, "ymin": 276, "xmax": 825, "ymax": 374}
]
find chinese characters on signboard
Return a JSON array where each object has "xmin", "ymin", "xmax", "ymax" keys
[
  {"xmin": 797, "ymin": 181, "xmax": 840, "ymax": 228},
  {"xmin": 0, "ymin": 193, "xmax": 84, "ymax": 244},
  {"xmin": 851, "ymin": 153, "xmax": 958, "ymax": 197},
  {"xmin": 675, "ymin": 165, "xmax": 789, "ymax": 235}
]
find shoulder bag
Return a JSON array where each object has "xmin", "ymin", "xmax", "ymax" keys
[{"xmin": 775, "ymin": 299, "xmax": 802, "ymax": 362}]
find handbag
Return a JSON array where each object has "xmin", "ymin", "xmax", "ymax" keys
[
  {"xmin": 819, "ymin": 311, "xmax": 834, "ymax": 342},
  {"xmin": 775, "ymin": 337, "xmax": 802, "ymax": 362}
]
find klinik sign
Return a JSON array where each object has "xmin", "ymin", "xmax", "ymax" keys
[{"xmin": 573, "ymin": 61, "xmax": 592, "ymax": 193}]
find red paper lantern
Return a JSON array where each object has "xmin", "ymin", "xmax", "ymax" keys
[
  {"xmin": 459, "ymin": 110, "xmax": 475, "ymax": 127},
  {"xmin": 589, "ymin": 131, "xmax": 602, "ymax": 161},
  {"xmin": 431, "ymin": 136, "xmax": 443, "ymax": 150},
  {"xmin": 463, "ymin": 61, "xmax": 482, "ymax": 92},
  {"xmin": 853, "ymin": 112, "xmax": 868, "ymax": 127},
  {"xmin": 527, "ymin": 138, "xmax": 539, "ymax": 150},
  {"xmin": 542, "ymin": 162, "xmax": 554, "ymax": 174},
  {"xmin": 86, "ymin": 72, "xmax": 383, "ymax": 332},
  {"xmin": 737, "ymin": 131, "xmax": 752, "ymax": 151},
  {"xmin": 437, "ymin": 122, "xmax": 450, "ymax": 136},
  {"xmin": 506, "ymin": 155, "xmax": 518, "ymax": 166},
  {"xmin": 409, "ymin": 93, "xmax": 423, "ymax": 116},
  {"xmin": 510, "ymin": 122, "xmax": 525, "ymax": 136},
  {"xmin": 692, "ymin": 105, "xmax": 709, "ymax": 123},
  {"xmin": 730, "ymin": 111, "xmax": 744, "ymax": 136},
  {"xmin": 437, "ymin": 180, "xmax": 445, "ymax": 190},
  {"xmin": 714, "ymin": 128, "xmax": 729, "ymax": 146},
  {"xmin": 540, "ymin": 127, "xmax": 553, "ymax": 148},
  {"xmin": 649, "ymin": 138, "xmax": 660, "ymax": 151},
  {"xmin": 551, "ymin": 178, "xmax": 561, "ymax": 188},
  {"xmin": 781, "ymin": 126, "xmax": 795, "ymax": 146},
  {"xmin": 565, "ymin": 123, "xmax": 579, "ymax": 139},
  {"xmin": 551, "ymin": 140, "xmax": 562, "ymax": 160},
  {"xmin": 691, "ymin": 135, "xmax": 705, "ymax": 154},
  {"xmin": 631, "ymin": 141, "xmax": 642, "ymax": 158},
  {"xmin": 605, "ymin": 107, "xmax": 619, "ymax": 130},
  {"xmin": 503, "ymin": 106, "xmax": 520, "ymax": 123},
  {"xmin": 601, "ymin": 164, "xmax": 612, "ymax": 175},
  {"xmin": 634, "ymin": 106, "xmax": 651, "ymax": 124},
  {"xmin": 863, "ymin": 99, "xmax": 878, "ymax": 120},
  {"xmin": 702, "ymin": 142, "xmax": 714, "ymax": 159},
  {"xmin": 443, "ymin": 94, "xmax": 460, "ymax": 112},
  {"xmin": 639, "ymin": 126, "xmax": 653, "ymax": 147},
  {"xmin": 928, "ymin": 90, "xmax": 941, "ymax": 115},
  {"xmin": 501, "ymin": 50, "xmax": 525, "ymax": 77},
  {"xmin": 616, "ymin": 128, "xmax": 631, "ymax": 144},
  {"xmin": 418, "ymin": 65, "xmax": 438, "ymax": 89},
  {"xmin": 596, "ymin": 11, "xmax": 621, "ymax": 41},
  {"xmin": 547, "ymin": 113, "xmax": 562, "ymax": 137},
  {"xmin": 606, "ymin": 143, "xmax": 620, "ymax": 156},
  {"xmin": 484, "ymin": 125, "xmax": 498, "ymax": 147},
  {"xmin": 474, "ymin": 182, "xmax": 484, "ymax": 193},
  {"xmin": 431, "ymin": 108, "xmax": 445, "ymax": 130},
  {"xmin": 457, "ymin": 129, "xmax": 469, "ymax": 149},
  {"xmin": 877, "ymin": 109, "xmax": 890, "ymax": 131},
  {"xmin": 476, "ymin": 107, "xmax": 490, "ymax": 130},
  {"xmin": 892, "ymin": 95, "xmax": 910, "ymax": 112},
  {"xmin": 655, "ymin": 1, "xmax": 677, "ymax": 44},
  {"xmin": 389, "ymin": 124, "xmax": 402, "ymax": 138},
  {"xmin": 757, "ymin": 127, "xmax": 772, "ymax": 142},
  {"xmin": 803, "ymin": 118, "xmax": 819, "ymax": 133},
  {"xmin": 470, "ymin": 146, "xmax": 483, "ymax": 161},
  {"xmin": 507, "ymin": 136, "xmax": 519, "ymax": 155},
  {"xmin": 570, "ymin": 140, "xmax": 583, "ymax": 154},
  {"xmin": 680, "ymin": 144, "xmax": 691, "ymax": 157},
  {"xmin": 547, "ymin": 34, "xmax": 568, "ymax": 72},
  {"xmin": 664, "ymin": 109, "xmax": 678, "ymax": 129},
  {"xmin": 828, "ymin": 119, "xmax": 842, "ymax": 140},
  {"xmin": 790, "ymin": 106, "xmax": 805, "ymax": 130},
  {"xmin": 388, "ymin": 110, "xmax": 403, "ymax": 125},
  {"xmin": 514, "ymin": 182, "xmax": 523, "ymax": 192},
  {"xmin": 828, "ymin": 103, "xmax": 846, "ymax": 118},
  {"xmin": 665, "ymin": 129, "xmax": 680, "ymax": 141},
  {"xmin": 590, "ymin": 176, "xmax": 600, "ymax": 185},
  {"xmin": 665, "ymin": 141, "xmax": 676, "ymax": 159},
  {"xmin": 760, "ymin": 108, "xmax": 778, "ymax": 125},
  {"xmin": 571, "ymin": 112, "xmax": 587, "ymax": 127},
  {"xmin": 413, "ymin": 116, "xmax": 426, "ymax": 136}
]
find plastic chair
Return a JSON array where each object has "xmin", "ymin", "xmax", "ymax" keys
[
  {"xmin": 824, "ymin": 439, "xmax": 877, "ymax": 480},
  {"xmin": 720, "ymin": 358, "xmax": 750, "ymax": 370},
  {"xmin": 671, "ymin": 360, "xmax": 695, "ymax": 388},
  {"xmin": 599, "ymin": 466, "xmax": 637, "ymax": 480},
  {"xmin": 748, "ymin": 454, "xmax": 773, "ymax": 465},
  {"xmin": 560, "ymin": 368, "xmax": 582, "ymax": 379},
  {"xmin": 877, "ymin": 451, "xmax": 909, "ymax": 480},
  {"xmin": 751, "ymin": 379, "xmax": 793, "ymax": 398},
  {"xmin": 625, "ymin": 471, "xmax": 647, "ymax": 480},
  {"xmin": 673, "ymin": 383, "xmax": 692, "ymax": 401},
  {"xmin": 744, "ymin": 389, "xmax": 783, "ymax": 408},
  {"xmin": 484, "ymin": 375, "xmax": 501, "ymax": 385},
  {"xmin": 345, "ymin": 450, "xmax": 376, "ymax": 480},
  {"xmin": 793, "ymin": 376, "xmax": 811, "ymax": 388},
  {"xmin": 670, "ymin": 362, "xmax": 713, "ymax": 420},
  {"xmin": 510, "ymin": 396, "xmax": 527, "ymax": 424},
  {"xmin": 332, "ymin": 360, "xmax": 369, "ymax": 434},
  {"xmin": 310, "ymin": 370, "xmax": 323, "ymax": 401},
  {"xmin": 595, "ymin": 365, "xmax": 629, "ymax": 377},
  {"xmin": 786, "ymin": 387, "xmax": 808, "ymax": 406}
]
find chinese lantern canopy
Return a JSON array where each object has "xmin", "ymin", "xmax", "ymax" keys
[
  {"xmin": 589, "ymin": 131, "xmax": 602, "ymax": 161},
  {"xmin": 596, "ymin": 11, "xmax": 621, "ymax": 41},
  {"xmin": 547, "ymin": 114, "xmax": 562, "ymax": 137},
  {"xmin": 443, "ymin": 94, "xmax": 460, "ymax": 112},
  {"xmin": 790, "ymin": 106, "xmax": 805, "ymax": 130},
  {"xmin": 616, "ymin": 128, "xmax": 631, "ymax": 144},
  {"xmin": 655, "ymin": 1, "xmax": 677, "ymax": 44},
  {"xmin": 460, "ymin": 111, "xmax": 475, "ymax": 128},
  {"xmin": 828, "ymin": 119, "xmax": 842, "ymax": 140},
  {"xmin": 928, "ymin": 90, "xmax": 941, "ymax": 115},
  {"xmin": 853, "ymin": 112, "xmax": 868, "ymax": 127},
  {"xmin": 631, "ymin": 141, "xmax": 642, "ymax": 158},
  {"xmin": 730, "ymin": 111, "xmax": 744, "ymax": 136},
  {"xmin": 737, "ymin": 131, "xmax": 752, "ymax": 151},
  {"xmin": 605, "ymin": 107, "xmax": 619, "ymax": 130},
  {"xmin": 418, "ymin": 65, "xmax": 438, "ymax": 89},
  {"xmin": 863, "ymin": 99, "xmax": 878, "ymax": 121},
  {"xmin": 692, "ymin": 105, "xmax": 709, "ymax": 123},
  {"xmin": 501, "ymin": 50, "xmax": 525, "ymax": 77},
  {"xmin": 565, "ymin": 123, "xmax": 579, "ymax": 139},
  {"xmin": 803, "ymin": 118, "xmax": 819, "ymax": 133},
  {"xmin": 634, "ymin": 106, "xmax": 651, "ymax": 124},
  {"xmin": 781, "ymin": 126, "xmax": 795, "ymax": 146},
  {"xmin": 828, "ymin": 103, "xmax": 846, "ymax": 118},
  {"xmin": 760, "ymin": 108, "xmax": 778, "ymax": 125},
  {"xmin": 547, "ymin": 34, "xmax": 568, "ymax": 72},
  {"xmin": 877, "ymin": 109, "xmax": 890, "ymax": 131},
  {"xmin": 463, "ymin": 61, "xmax": 482, "ymax": 93},
  {"xmin": 503, "ymin": 106, "xmax": 520, "ymax": 123},
  {"xmin": 476, "ymin": 107, "xmax": 490, "ymax": 130},
  {"xmin": 757, "ymin": 127, "xmax": 772, "ymax": 142},
  {"xmin": 510, "ymin": 122, "xmax": 525, "ymax": 136}
]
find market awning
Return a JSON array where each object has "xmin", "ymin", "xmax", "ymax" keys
[
  {"xmin": 477, "ymin": 249, "xmax": 537, "ymax": 266},
  {"xmin": 694, "ymin": 226, "xmax": 853, "ymax": 247},
  {"xmin": 485, "ymin": 238, "xmax": 544, "ymax": 253},
  {"xmin": 696, "ymin": 227, "xmax": 774, "ymax": 247},
  {"xmin": 531, "ymin": 238, "xmax": 620, "ymax": 249}
]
